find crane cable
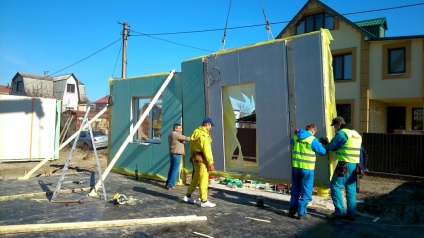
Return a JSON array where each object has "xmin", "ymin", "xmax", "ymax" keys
[
  {"xmin": 260, "ymin": 0, "xmax": 274, "ymax": 40},
  {"xmin": 220, "ymin": 0, "xmax": 232, "ymax": 50}
]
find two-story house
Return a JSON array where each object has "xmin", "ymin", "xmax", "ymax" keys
[
  {"xmin": 10, "ymin": 72, "xmax": 89, "ymax": 112},
  {"xmin": 277, "ymin": 0, "xmax": 424, "ymax": 133}
]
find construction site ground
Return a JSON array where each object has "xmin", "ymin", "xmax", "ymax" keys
[{"xmin": 0, "ymin": 148, "xmax": 423, "ymax": 237}]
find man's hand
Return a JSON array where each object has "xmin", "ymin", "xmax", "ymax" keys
[
  {"xmin": 209, "ymin": 163, "xmax": 215, "ymax": 171},
  {"xmin": 294, "ymin": 128, "xmax": 299, "ymax": 134},
  {"xmin": 319, "ymin": 137, "xmax": 329, "ymax": 145}
]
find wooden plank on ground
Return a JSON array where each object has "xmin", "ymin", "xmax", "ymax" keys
[
  {"xmin": 0, "ymin": 187, "xmax": 91, "ymax": 201},
  {"xmin": 0, "ymin": 215, "xmax": 207, "ymax": 235}
]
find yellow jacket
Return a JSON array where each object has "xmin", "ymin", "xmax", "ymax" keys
[{"xmin": 190, "ymin": 126, "xmax": 214, "ymax": 165}]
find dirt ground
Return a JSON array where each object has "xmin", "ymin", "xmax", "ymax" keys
[
  {"xmin": 0, "ymin": 147, "xmax": 108, "ymax": 180},
  {"xmin": 0, "ymin": 148, "xmax": 423, "ymax": 224}
]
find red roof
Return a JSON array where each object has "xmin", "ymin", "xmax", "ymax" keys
[
  {"xmin": 0, "ymin": 85, "xmax": 11, "ymax": 94},
  {"xmin": 76, "ymin": 111, "xmax": 109, "ymax": 119},
  {"xmin": 95, "ymin": 95, "xmax": 109, "ymax": 104}
]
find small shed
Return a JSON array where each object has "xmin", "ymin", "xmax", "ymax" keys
[{"xmin": 0, "ymin": 94, "xmax": 61, "ymax": 161}]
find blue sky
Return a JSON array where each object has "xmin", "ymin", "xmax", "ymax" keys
[{"xmin": 1, "ymin": 0, "xmax": 423, "ymax": 101}]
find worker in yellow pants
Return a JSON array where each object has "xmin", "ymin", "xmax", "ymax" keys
[{"xmin": 183, "ymin": 118, "xmax": 216, "ymax": 208}]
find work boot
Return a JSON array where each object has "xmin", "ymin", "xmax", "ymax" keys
[
  {"xmin": 298, "ymin": 214, "xmax": 311, "ymax": 220},
  {"xmin": 183, "ymin": 195, "xmax": 195, "ymax": 204},
  {"xmin": 200, "ymin": 200, "xmax": 216, "ymax": 208},
  {"xmin": 326, "ymin": 213, "xmax": 342, "ymax": 220},
  {"xmin": 288, "ymin": 206, "xmax": 297, "ymax": 218},
  {"xmin": 341, "ymin": 215, "xmax": 355, "ymax": 221}
]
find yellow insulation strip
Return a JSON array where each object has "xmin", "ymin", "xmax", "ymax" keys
[
  {"xmin": 184, "ymin": 30, "xmax": 329, "ymax": 63},
  {"xmin": 321, "ymin": 29, "xmax": 338, "ymax": 186},
  {"xmin": 111, "ymin": 167, "xmax": 167, "ymax": 182}
]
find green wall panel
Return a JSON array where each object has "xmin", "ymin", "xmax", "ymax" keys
[
  {"xmin": 109, "ymin": 72, "xmax": 183, "ymax": 179},
  {"xmin": 181, "ymin": 59, "xmax": 206, "ymax": 170}
]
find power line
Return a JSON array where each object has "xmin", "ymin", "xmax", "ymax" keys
[
  {"xmin": 50, "ymin": 37, "xmax": 122, "ymax": 77},
  {"xmin": 130, "ymin": 30, "xmax": 214, "ymax": 53},
  {"xmin": 220, "ymin": 0, "xmax": 232, "ymax": 50},
  {"xmin": 24, "ymin": 37, "xmax": 122, "ymax": 86},
  {"xmin": 260, "ymin": 0, "xmax": 274, "ymax": 40},
  {"xmin": 20, "ymin": 1, "xmax": 424, "ymax": 88},
  {"xmin": 131, "ymin": 2, "xmax": 424, "ymax": 36},
  {"xmin": 342, "ymin": 2, "xmax": 424, "ymax": 16},
  {"xmin": 111, "ymin": 45, "xmax": 122, "ymax": 78}
]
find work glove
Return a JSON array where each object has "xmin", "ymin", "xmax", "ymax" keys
[
  {"xmin": 319, "ymin": 137, "xmax": 329, "ymax": 145},
  {"xmin": 209, "ymin": 163, "xmax": 215, "ymax": 171}
]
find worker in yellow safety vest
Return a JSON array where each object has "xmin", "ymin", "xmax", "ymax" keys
[
  {"xmin": 320, "ymin": 116, "xmax": 363, "ymax": 221},
  {"xmin": 289, "ymin": 123, "xmax": 327, "ymax": 220}
]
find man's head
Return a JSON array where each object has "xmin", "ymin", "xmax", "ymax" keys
[
  {"xmin": 173, "ymin": 123, "xmax": 182, "ymax": 132},
  {"xmin": 202, "ymin": 117, "xmax": 215, "ymax": 131},
  {"xmin": 306, "ymin": 123, "xmax": 317, "ymax": 135},
  {"xmin": 331, "ymin": 116, "xmax": 345, "ymax": 130}
]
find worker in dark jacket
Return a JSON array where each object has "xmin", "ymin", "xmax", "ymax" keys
[
  {"xmin": 322, "ymin": 116, "xmax": 362, "ymax": 221},
  {"xmin": 289, "ymin": 124, "xmax": 327, "ymax": 220},
  {"xmin": 166, "ymin": 123, "xmax": 191, "ymax": 190}
]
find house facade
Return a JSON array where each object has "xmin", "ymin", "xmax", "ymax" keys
[
  {"xmin": 277, "ymin": 0, "xmax": 424, "ymax": 133},
  {"xmin": 10, "ymin": 72, "xmax": 89, "ymax": 112}
]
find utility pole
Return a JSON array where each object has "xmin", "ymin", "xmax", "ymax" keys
[{"xmin": 120, "ymin": 22, "xmax": 129, "ymax": 79}]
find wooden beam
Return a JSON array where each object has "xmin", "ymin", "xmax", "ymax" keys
[
  {"xmin": 0, "ymin": 215, "xmax": 207, "ymax": 235},
  {"xmin": 245, "ymin": 217, "xmax": 271, "ymax": 223},
  {"xmin": 0, "ymin": 187, "xmax": 91, "ymax": 201}
]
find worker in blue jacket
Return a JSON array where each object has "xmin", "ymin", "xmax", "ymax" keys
[
  {"xmin": 289, "ymin": 123, "xmax": 327, "ymax": 220},
  {"xmin": 320, "ymin": 116, "xmax": 363, "ymax": 221}
]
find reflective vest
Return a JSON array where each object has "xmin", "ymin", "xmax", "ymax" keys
[
  {"xmin": 336, "ymin": 129, "xmax": 362, "ymax": 163},
  {"xmin": 292, "ymin": 135, "xmax": 316, "ymax": 170}
]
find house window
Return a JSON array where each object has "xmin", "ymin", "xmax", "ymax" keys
[
  {"xmin": 336, "ymin": 104, "xmax": 352, "ymax": 125},
  {"xmin": 296, "ymin": 12, "xmax": 334, "ymax": 35},
  {"xmin": 333, "ymin": 54, "xmax": 352, "ymax": 81},
  {"xmin": 17, "ymin": 81, "xmax": 23, "ymax": 91},
  {"xmin": 332, "ymin": 48, "xmax": 356, "ymax": 82},
  {"xmin": 67, "ymin": 84, "xmax": 75, "ymax": 93},
  {"xmin": 382, "ymin": 41, "xmax": 411, "ymax": 79},
  {"xmin": 388, "ymin": 48, "xmax": 405, "ymax": 74},
  {"xmin": 133, "ymin": 97, "xmax": 162, "ymax": 143},
  {"xmin": 412, "ymin": 108, "xmax": 423, "ymax": 130}
]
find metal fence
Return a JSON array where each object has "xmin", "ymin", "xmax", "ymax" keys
[{"xmin": 362, "ymin": 133, "xmax": 424, "ymax": 179}]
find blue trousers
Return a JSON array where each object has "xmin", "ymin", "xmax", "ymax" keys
[
  {"xmin": 166, "ymin": 154, "xmax": 182, "ymax": 188},
  {"xmin": 330, "ymin": 162, "xmax": 357, "ymax": 219},
  {"xmin": 290, "ymin": 167, "xmax": 314, "ymax": 215}
]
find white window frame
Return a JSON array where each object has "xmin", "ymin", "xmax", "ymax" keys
[{"xmin": 132, "ymin": 96, "xmax": 162, "ymax": 144}]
